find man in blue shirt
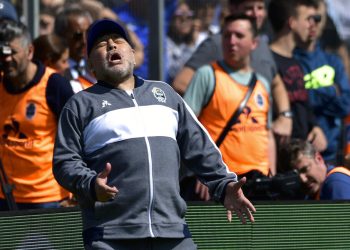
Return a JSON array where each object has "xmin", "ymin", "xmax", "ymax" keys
[
  {"xmin": 286, "ymin": 139, "xmax": 350, "ymax": 200},
  {"xmin": 293, "ymin": 0, "xmax": 350, "ymax": 164}
]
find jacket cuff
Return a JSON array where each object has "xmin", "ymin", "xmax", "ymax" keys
[{"xmin": 90, "ymin": 176, "xmax": 97, "ymax": 201}]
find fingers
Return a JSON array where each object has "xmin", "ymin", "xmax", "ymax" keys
[
  {"xmin": 98, "ymin": 162, "xmax": 112, "ymax": 178},
  {"xmin": 96, "ymin": 183, "xmax": 118, "ymax": 202},
  {"xmin": 234, "ymin": 208, "xmax": 246, "ymax": 224},
  {"xmin": 195, "ymin": 180, "xmax": 211, "ymax": 201},
  {"xmin": 195, "ymin": 179, "xmax": 201, "ymax": 194},
  {"xmin": 95, "ymin": 162, "xmax": 119, "ymax": 202},
  {"xmin": 227, "ymin": 205, "xmax": 255, "ymax": 224},
  {"xmin": 227, "ymin": 208, "xmax": 247, "ymax": 224},
  {"xmin": 227, "ymin": 210, "xmax": 232, "ymax": 222},
  {"xmin": 231, "ymin": 177, "xmax": 246, "ymax": 192}
]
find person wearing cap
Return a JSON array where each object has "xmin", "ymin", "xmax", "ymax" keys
[
  {"xmin": 0, "ymin": 20, "xmax": 74, "ymax": 210},
  {"xmin": 53, "ymin": 18, "xmax": 256, "ymax": 249},
  {"xmin": 0, "ymin": 0, "xmax": 19, "ymax": 22}
]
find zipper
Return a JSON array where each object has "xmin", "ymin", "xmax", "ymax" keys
[{"xmin": 130, "ymin": 91, "xmax": 155, "ymax": 237}]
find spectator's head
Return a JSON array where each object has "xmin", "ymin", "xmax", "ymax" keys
[
  {"xmin": 0, "ymin": 0, "xmax": 19, "ymax": 22},
  {"xmin": 228, "ymin": 0, "xmax": 266, "ymax": 30},
  {"xmin": 314, "ymin": 0, "xmax": 327, "ymax": 39},
  {"xmin": 33, "ymin": 34, "xmax": 69, "ymax": 74},
  {"xmin": 39, "ymin": 6, "xmax": 57, "ymax": 35},
  {"xmin": 221, "ymin": 14, "xmax": 258, "ymax": 69},
  {"xmin": 168, "ymin": 2, "xmax": 195, "ymax": 44},
  {"xmin": 268, "ymin": 0, "xmax": 319, "ymax": 47},
  {"xmin": 54, "ymin": 4, "xmax": 92, "ymax": 63},
  {"xmin": 285, "ymin": 139, "xmax": 327, "ymax": 197},
  {"xmin": 188, "ymin": 0, "xmax": 218, "ymax": 33},
  {"xmin": 0, "ymin": 20, "xmax": 33, "ymax": 81},
  {"xmin": 86, "ymin": 19, "xmax": 135, "ymax": 83}
]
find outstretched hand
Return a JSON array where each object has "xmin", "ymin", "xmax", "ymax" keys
[
  {"xmin": 224, "ymin": 177, "xmax": 256, "ymax": 224},
  {"xmin": 95, "ymin": 162, "xmax": 118, "ymax": 202}
]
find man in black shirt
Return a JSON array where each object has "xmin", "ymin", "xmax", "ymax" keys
[{"xmin": 268, "ymin": 0, "xmax": 327, "ymax": 171}]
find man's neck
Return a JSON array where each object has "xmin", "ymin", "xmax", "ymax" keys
[
  {"xmin": 224, "ymin": 59, "xmax": 251, "ymax": 73},
  {"xmin": 106, "ymin": 75, "xmax": 135, "ymax": 90},
  {"xmin": 270, "ymin": 33, "xmax": 295, "ymax": 58}
]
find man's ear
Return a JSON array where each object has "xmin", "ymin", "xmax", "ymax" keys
[
  {"xmin": 251, "ymin": 36, "xmax": 259, "ymax": 51},
  {"xmin": 315, "ymin": 152, "xmax": 325, "ymax": 165},
  {"xmin": 132, "ymin": 48, "xmax": 136, "ymax": 66},
  {"xmin": 27, "ymin": 44, "xmax": 34, "ymax": 60}
]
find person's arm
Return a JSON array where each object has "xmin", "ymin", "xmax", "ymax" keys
[
  {"xmin": 308, "ymin": 55, "xmax": 350, "ymax": 117},
  {"xmin": 271, "ymin": 73, "xmax": 293, "ymax": 138},
  {"xmin": 183, "ymin": 65, "xmax": 215, "ymax": 116},
  {"xmin": 268, "ymin": 130, "xmax": 276, "ymax": 176},
  {"xmin": 53, "ymin": 104, "xmax": 97, "ymax": 207},
  {"xmin": 46, "ymin": 73, "xmax": 75, "ymax": 119},
  {"xmin": 183, "ymin": 65, "xmax": 216, "ymax": 201},
  {"xmin": 307, "ymin": 126, "xmax": 328, "ymax": 152},
  {"xmin": 172, "ymin": 67, "xmax": 195, "ymax": 96}
]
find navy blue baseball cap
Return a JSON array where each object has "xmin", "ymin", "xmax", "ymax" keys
[
  {"xmin": 86, "ymin": 19, "xmax": 132, "ymax": 56},
  {"xmin": 0, "ymin": 0, "xmax": 19, "ymax": 22}
]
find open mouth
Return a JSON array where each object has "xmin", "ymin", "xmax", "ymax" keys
[{"xmin": 109, "ymin": 51, "xmax": 121, "ymax": 63}]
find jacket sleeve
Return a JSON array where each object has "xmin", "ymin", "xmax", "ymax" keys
[
  {"xmin": 308, "ymin": 55, "xmax": 350, "ymax": 117},
  {"xmin": 46, "ymin": 73, "xmax": 75, "ymax": 119},
  {"xmin": 176, "ymin": 95, "xmax": 237, "ymax": 202},
  {"xmin": 53, "ymin": 105, "xmax": 97, "ymax": 207}
]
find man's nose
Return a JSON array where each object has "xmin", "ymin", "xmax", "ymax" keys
[
  {"xmin": 0, "ymin": 54, "xmax": 12, "ymax": 63},
  {"xmin": 107, "ymin": 39, "xmax": 117, "ymax": 50},
  {"xmin": 299, "ymin": 173, "xmax": 308, "ymax": 183}
]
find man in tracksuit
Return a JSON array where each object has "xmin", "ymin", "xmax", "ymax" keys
[{"xmin": 53, "ymin": 19, "xmax": 256, "ymax": 250}]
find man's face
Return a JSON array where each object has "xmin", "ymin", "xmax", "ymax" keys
[
  {"xmin": 230, "ymin": 0, "xmax": 266, "ymax": 30},
  {"xmin": 294, "ymin": 153, "xmax": 327, "ymax": 197},
  {"xmin": 66, "ymin": 14, "xmax": 92, "ymax": 62},
  {"xmin": 0, "ymin": 37, "xmax": 32, "ymax": 80},
  {"xmin": 88, "ymin": 33, "xmax": 135, "ymax": 84},
  {"xmin": 315, "ymin": 1, "xmax": 327, "ymax": 39},
  {"xmin": 291, "ymin": 5, "xmax": 318, "ymax": 44},
  {"xmin": 222, "ymin": 19, "xmax": 257, "ymax": 67}
]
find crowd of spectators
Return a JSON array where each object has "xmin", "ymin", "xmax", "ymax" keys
[{"xmin": 1, "ymin": 0, "xmax": 350, "ymax": 211}]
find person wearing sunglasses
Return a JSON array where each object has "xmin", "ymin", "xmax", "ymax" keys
[
  {"xmin": 54, "ymin": 4, "xmax": 95, "ymax": 92},
  {"xmin": 268, "ymin": 0, "xmax": 328, "ymax": 173},
  {"xmin": 293, "ymin": 0, "xmax": 350, "ymax": 166}
]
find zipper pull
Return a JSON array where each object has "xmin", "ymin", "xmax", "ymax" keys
[{"xmin": 130, "ymin": 92, "xmax": 135, "ymax": 99}]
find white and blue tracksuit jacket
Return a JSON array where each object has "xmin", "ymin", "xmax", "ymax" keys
[{"xmin": 53, "ymin": 75, "xmax": 237, "ymax": 240}]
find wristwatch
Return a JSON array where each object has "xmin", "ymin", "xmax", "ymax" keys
[{"xmin": 279, "ymin": 110, "xmax": 293, "ymax": 118}]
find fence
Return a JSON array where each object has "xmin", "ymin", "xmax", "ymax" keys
[{"xmin": 0, "ymin": 201, "xmax": 349, "ymax": 249}]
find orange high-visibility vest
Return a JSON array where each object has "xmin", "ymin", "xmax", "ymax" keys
[
  {"xmin": 199, "ymin": 62, "xmax": 270, "ymax": 176},
  {"xmin": 0, "ymin": 67, "xmax": 69, "ymax": 203}
]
